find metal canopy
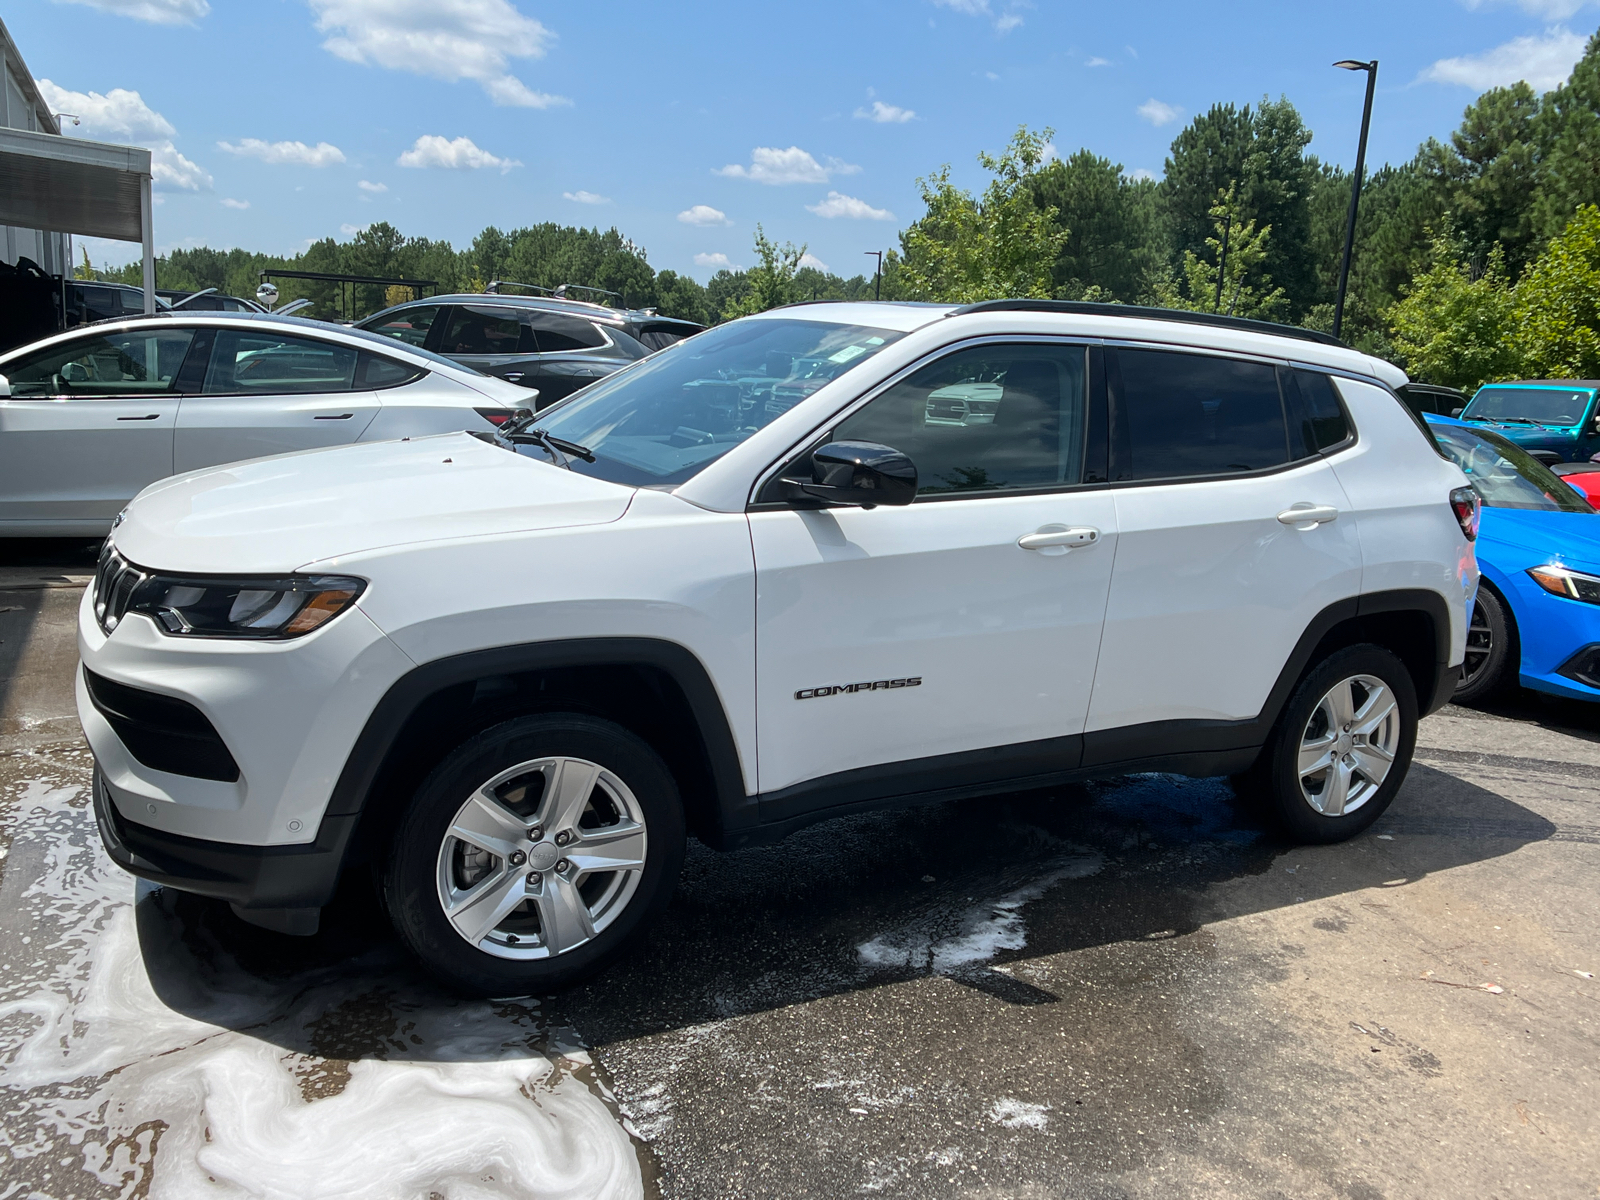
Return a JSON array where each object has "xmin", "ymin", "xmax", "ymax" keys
[{"xmin": 0, "ymin": 127, "xmax": 155, "ymax": 313}]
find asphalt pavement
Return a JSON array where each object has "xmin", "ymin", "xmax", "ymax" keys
[{"xmin": 0, "ymin": 539, "xmax": 1594, "ymax": 1199}]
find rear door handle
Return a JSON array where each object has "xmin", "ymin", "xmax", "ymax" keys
[
  {"xmin": 117, "ymin": 413, "xmax": 160, "ymax": 421},
  {"xmin": 1017, "ymin": 525, "xmax": 1101, "ymax": 552},
  {"xmin": 501, "ymin": 372, "xmax": 525, "ymax": 382},
  {"xmin": 1277, "ymin": 504, "xmax": 1339, "ymax": 527},
  {"xmin": 313, "ymin": 413, "xmax": 355, "ymax": 420}
]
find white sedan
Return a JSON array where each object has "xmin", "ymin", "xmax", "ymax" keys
[{"xmin": 0, "ymin": 314, "xmax": 533, "ymax": 536}]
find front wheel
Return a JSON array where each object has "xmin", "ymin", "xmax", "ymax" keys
[
  {"xmin": 383, "ymin": 713, "xmax": 685, "ymax": 995},
  {"xmin": 1454, "ymin": 586, "xmax": 1515, "ymax": 704},
  {"xmin": 1253, "ymin": 644, "xmax": 1418, "ymax": 844}
]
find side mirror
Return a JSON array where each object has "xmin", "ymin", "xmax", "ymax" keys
[
  {"xmin": 0, "ymin": 374, "xmax": 9, "ymax": 397},
  {"xmin": 783, "ymin": 441, "xmax": 917, "ymax": 508},
  {"xmin": 1450, "ymin": 407, "xmax": 1465, "ymax": 418}
]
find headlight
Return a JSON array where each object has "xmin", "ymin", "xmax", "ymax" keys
[
  {"xmin": 1527, "ymin": 564, "xmax": 1600, "ymax": 605},
  {"xmin": 94, "ymin": 548, "xmax": 365, "ymax": 639}
]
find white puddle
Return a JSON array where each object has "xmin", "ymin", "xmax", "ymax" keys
[
  {"xmin": 855, "ymin": 850, "xmax": 1103, "ymax": 974},
  {"xmin": 0, "ymin": 770, "xmax": 643, "ymax": 1200}
]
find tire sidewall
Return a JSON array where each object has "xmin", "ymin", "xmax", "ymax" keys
[
  {"xmin": 1266, "ymin": 644, "xmax": 1418, "ymax": 844},
  {"xmin": 1453, "ymin": 585, "xmax": 1513, "ymax": 704},
  {"xmin": 384, "ymin": 713, "xmax": 685, "ymax": 996}
]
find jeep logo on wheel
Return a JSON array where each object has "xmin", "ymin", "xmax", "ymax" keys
[{"xmin": 795, "ymin": 677, "xmax": 922, "ymax": 700}]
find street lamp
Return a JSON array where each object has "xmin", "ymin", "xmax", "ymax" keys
[
  {"xmin": 1332, "ymin": 58, "xmax": 1378, "ymax": 342},
  {"xmin": 865, "ymin": 250, "xmax": 883, "ymax": 301}
]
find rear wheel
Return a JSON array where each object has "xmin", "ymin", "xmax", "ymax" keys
[
  {"xmin": 1454, "ymin": 586, "xmax": 1515, "ymax": 704},
  {"xmin": 1253, "ymin": 644, "xmax": 1418, "ymax": 844},
  {"xmin": 383, "ymin": 713, "xmax": 685, "ymax": 995}
]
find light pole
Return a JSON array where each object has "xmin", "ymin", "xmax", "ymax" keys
[
  {"xmin": 1332, "ymin": 58, "xmax": 1378, "ymax": 342},
  {"xmin": 865, "ymin": 250, "xmax": 883, "ymax": 300}
]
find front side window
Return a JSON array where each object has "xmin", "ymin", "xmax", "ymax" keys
[
  {"xmin": 440, "ymin": 306, "xmax": 528, "ymax": 356},
  {"xmin": 362, "ymin": 304, "xmax": 442, "ymax": 348},
  {"xmin": 1463, "ymin": 386, "xmax": 1595, "ymax": 428},
  {"xmin": 1431, "ymin": 422, "xmax": 1593, "ymax": 513},
  {"xmin": 2, "ymin": 329, "xmax": 196, "ymax": 397},
  {"xmin": 202, "ymin": 330, "xmax": 358, "ymax": 395},
  {"xmin": 531, "ymin": 317, "xmax": 904, "ymax": 485},
  {"xmin": 1112, "ymin": 348, "xmax": 1288, "ymax": 481},
  {"xmin": 527, "ymin": 312, "xmax": 608, "ymax": 352},
  {"xmin": 832, "ymin": 344, "xmax": 1088, "ymax": 495}
]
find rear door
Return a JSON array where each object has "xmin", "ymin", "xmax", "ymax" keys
[
  {"xmin": 1083, "ymin": 347, "xmax": 1362, "ymax": 754},
  {"xmin": 174, "ymin": 327, "xmax": 379, "ymax": 473},
  {"xmin": 437, "ymin": 303, "xmax": 541, "ymax": 392},
  {"xmin": 0, "ymin": 326, "xmax": 192, "ymax": 526}
]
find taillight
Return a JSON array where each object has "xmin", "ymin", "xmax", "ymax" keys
[
  {"xmin": 475, "ymin": 407, "xmax": 513, "ymax": 427},
  {"xmin": 1450, "ymin": 485, "xmax": 1480, "ymax": 542}
]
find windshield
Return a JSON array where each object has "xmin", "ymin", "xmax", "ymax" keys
[
  {"xmin": 1462, "ymin": 386, "xmax": 1595, "ymax": 427},
  {"xmin": 1431, "ymin": 421, "xmax": 1594, "ymax": 512},
  {"xmin": 528, "ymin": 317, "xmax": 905, "ymax": 485}
]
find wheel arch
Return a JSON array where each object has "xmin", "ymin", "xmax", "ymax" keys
[{"xmin": 322, "ymin": 638, "xmax": 752, "ymax": 874}]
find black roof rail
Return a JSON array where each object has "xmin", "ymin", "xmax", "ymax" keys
[
  {"xmin": 949, "ymin": 299, "xmax": 1346, "ymax": 348},
  {"xmin": 485, "ymin": 279, "xmax": 556, "ymax": 296},
  {"xmin": 554, "ymin": 283, "xmax": 622, "ymax": 303}
]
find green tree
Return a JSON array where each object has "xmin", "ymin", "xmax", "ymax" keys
[
  {"xmin": 1029, "ymin": 150, "xmax": 1164, "ymax": 301},
  {"xmin": 1387, "ymin": 234, "xmax": 1520, "ymax": 391},
  {"xmin": 1153, "ymin": 184, "xmax": 1288, "ymax": 319},
  {"xmin": 651, "ymin": 269, "xmax": 710, "ymax": 324},
  {"xmin": 721, "ymin": 225, "xmax": 806, "ymax": 319},
  {"xmin": 899, "ymin": 125, "xmax": 1065, "ymax": 302},
  {"xmin": 1513, "ymin": 204, "xmax": 1600, "ymax": 380},
  {"xmin": 1534, "ymin": 28, "xmax": 1600, "ymax": 240}
]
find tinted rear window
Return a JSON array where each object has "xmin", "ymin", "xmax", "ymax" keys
[
  {"xmin": 1295, "ymin": 370, "xmax": 1351, "ymax": 451},
  {"xmin": 528, "ymin": 313, "xmax": 608, "ymax": 352},
  {"xmin": 1111, "ymin": 348, "xmax": 1289, "ymax": 481}
]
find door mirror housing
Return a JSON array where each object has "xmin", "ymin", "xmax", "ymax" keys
[
  {"xmin": 783, "ymin": 440, "xmax": 917, "ymax": 508},
  {"xmin": 1450, "ymin": 407, "xmax": 1465, "ymax": 418}
]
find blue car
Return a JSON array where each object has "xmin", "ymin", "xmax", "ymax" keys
[
  {"xmin": 1427, "ymin": 412, "xmax": 1600, "ymax": 703},
  {"xmin": 1457, "ymin": 378, "xmax": 1600, "ymax": 463}
]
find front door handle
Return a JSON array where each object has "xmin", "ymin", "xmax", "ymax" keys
[
  {"xmin": 1017, "ymin": 525, "xmax": 1101, "ymax": 553},
  {"xmin": 117, "ymin": 413, "xmax": 160, "ymax": 421},
  {"xmin": 501, "ymin": 372, "xmax": 526, "ymax": 382},
  {"xmin": 1277, "ymin": 504, "xmax": 1339, "ymax": 527},
  {"xmin": 313, "ymin": 413, "xmax": 355, "ymax": 420}
]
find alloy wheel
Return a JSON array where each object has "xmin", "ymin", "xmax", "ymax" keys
[
  {"xmin": 1296, "ymin": 673, "xmax": 1400, "ymax": 817},
  {"xmin": 435, "ymin": 756, "xmax": 648, "ymax": 960},
  {"xmin": 1461, "ymin": 599, "xmax": 1494, "ymax": 689}
]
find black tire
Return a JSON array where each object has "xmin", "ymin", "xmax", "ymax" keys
[
  {"xmin": 383, "ymin": 713, "xmax": 685, "ymax": 996},
  {"xmin": 1453, "ymin": 586, "xmax": 1516, "ymax": 704},
  {"xmin": 1254, "ymin": 644, "xmax": 1418, "ymax": 844}
]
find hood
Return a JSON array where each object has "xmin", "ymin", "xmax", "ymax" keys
[
  {"xmin": 1467, "ymin": 420, "xmax": 1580, "ymax": 454},
  {"xmin": 113, "ymin": 432, "xmax": 635, "ymax": 574},
  {"xmin": 1481, "ymin": 506, "xmax": 1600, "ymax": 570}
]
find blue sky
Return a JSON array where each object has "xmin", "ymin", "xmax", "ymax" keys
[{"xmin": 12, "ymin": 0, "xmax": 1598, "ymax": 282}]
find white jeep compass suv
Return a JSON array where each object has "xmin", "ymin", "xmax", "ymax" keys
[{"xmin": 78, "ymin": 300, "xmax": 1479, "ymax": 995}]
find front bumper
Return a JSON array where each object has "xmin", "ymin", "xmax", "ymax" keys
[{"xmin": 93, "ymin": 766, "xmax": 355, "ymax": 910}]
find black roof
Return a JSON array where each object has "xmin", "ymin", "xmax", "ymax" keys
[{"xmin": 949, "ymin": 299, "xmax": 1345, "ymax": 348}]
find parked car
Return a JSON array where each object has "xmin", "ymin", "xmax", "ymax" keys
[
  {"xmin": 355, "ymin": 291, "xmax": 704, "ymax": 409},
  {"xmin": 1425, "ymin": 413, "xmax": 1600, "ymax": 703},
  {"xmin": 1550, "ymin": 461, "xmax": 1600, "ymax": 506},
  {"xmin": 64, "ymin": 281, "xmax": 168, "ymax": 328},
  {"xmin": 1396, "ymin": 381, "xmax": 1468, "ymax": 421},
  {"xmin": 0, "ymin": 313, "xmax": 530, "ymax": 536},
  {"xmin": 1455, "ymin": 379, "xmax": 1600, "ymax": 463},
  {"xmin": 157, "ymin": 288, "xmax": 266, "ymax": 313},
  {"xmin": 80, "ymin": 300, "xmax": 1475, "ymax": 995}
]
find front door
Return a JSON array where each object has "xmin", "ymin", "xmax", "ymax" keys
[
  {"xmin": 437, "ymin": 303, "xmax": 541, "ymax": 393},
  {"xmin": 749, "ymin": 342, "xmax": 1117, "ymax": 815},
  {"xmin": 174, "ymin": 328, "xmax": 379, "ymax": 473},
  {"xmin": 0, "ymin": 326, "xmax": 193, "ymax": 528},
  {"xmin": 1084, "ymin": 347, "xmax": 1364, "ymax": 746}
]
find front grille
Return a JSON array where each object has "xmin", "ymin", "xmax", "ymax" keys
[
  {"xmin": 1556, "ymin": 645, "xmax": 1600, "ymax": 691},
  {"xmin": 92, "ymin": 548, "xmax": 148, "ymax": 636},
  {"xmin": 83, "ymin": 667, "xmax": 241, "ymax": 782}
]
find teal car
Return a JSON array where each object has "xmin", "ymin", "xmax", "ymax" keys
[{"xmin": 1458, "ymin": 379, "xmax": 1600, "ymax": 463}]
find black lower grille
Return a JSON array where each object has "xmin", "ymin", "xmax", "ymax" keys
[
  {"xmin": 83, "ymin": 667, "xmax": 241, "ymax": 782},
  {"xmin": 1557, "ymin": 645, "xmax": 1600, "ymax": 691}
]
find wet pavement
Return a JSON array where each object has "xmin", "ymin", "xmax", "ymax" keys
[{"xmin": 0, "ymin": 539, "xmax": 1595, "ymax": 1198}]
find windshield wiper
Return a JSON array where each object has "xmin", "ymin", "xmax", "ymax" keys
[
  {"xmin": 517, "ymin": 426, "xmax": 596, "ymax": 468},
  {"xmin": 1493, "ymin": 416, "xmax": 1542, "ymax": 426}
]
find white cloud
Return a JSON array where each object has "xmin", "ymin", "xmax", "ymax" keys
[
  {"xmin": 806, "ymin": 191, "xmax": 895, "ymax": 220},
  {"xmin": 1420, "ymin": 26, "xmax": 1587, "ymax": 91},
  {"xmin": 358, "ymin": 179, "xmax": 387, "ymax": 192},
  {"xmin": 798, "ymin": 252, "xmax": 831, "ymax": 272},
  {"xmin": 55, "ymin": 0, "xmax": 208, "ymax": 24},
  {"xmin": 693, "ymin": 252, "xmax": 736, "ymax": 269},
  {"xmin": 855, "ymin": 100, "xmax": 916, "ymax": 123},
  {"xmin": 1085, "ymin": 56, "xmax": 1111, "ymax": 67},
  {"xmin": 1137, "ymin": 97, "xmax": 1183, "ymax": 126},
  {"xmin": 1461, "ymin": 0, "xmax": 1594, "ymax": 16},
  {"xmin": 38, "ymin": 80, "xmax": 211, "ymax": 190},
  {"xmin": 217, "ymin": 138, "xmax": 346, "ymax": 166},
  {"xmin": 397, "ymin": 134, "xmax": 520, "ymax": 172},
  {"xmin": 308, "ymin": 0, "xmax": 569, "ymax": 108},
  {"xmin": 340, "ymin": 222, "xmax": 367, "ymax": 236},
  {"xmin": 930, "ymin": 0, "xmax": 1026, "ymax": 33},
  {"xmin": 985, "ymin": 70, "xmax": 1001, "ymax": 80},
  {"xmin": 995, "ymin": 12, "xmax": 1023, "ymax": 32},
  {"xmin": 1127, "ymin": 167, "xmax": 1157, "ymax": 181},
  {"xmin": 562, "ymin": 189, "xmax": 610, "ymax": 204},
  {"xmin": 220, "ymin": 197, "xmax": 249, "ymax": 209},
  {"xmin": 1041, "ymin": 141, "xmax": 1058, "ymax": 162},
  {"xmin": 678, "ymin": 204, "xmax": 732, "ymax": 226},
  {"xmin": 37, "ymin": 80, "xmax": 173, "ymax": 140},
  {"xmin": 716, "ymin": 146, "xmax": 861, "ymax": 185}
]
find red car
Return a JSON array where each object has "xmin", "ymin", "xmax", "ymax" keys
[{"xmin": 1551, "ymin": 462, "xmax": 1600, "ymax": 504}]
